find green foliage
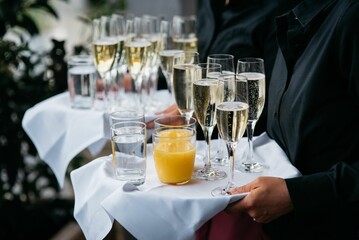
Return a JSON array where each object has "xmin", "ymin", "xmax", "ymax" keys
[
  {"xmin": 0, "ymin": 0, "xmax": 67, "ymax": 36},
  {"xmin": 0, "ymin": 0, "xmax": 68, "ymax": 204}
]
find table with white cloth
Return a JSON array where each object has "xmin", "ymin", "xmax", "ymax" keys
[
  {"xmin": 70, "ymin": 133, "xmax": 301, "ymax": 240},
  {"xmin": 21, "ymin": 90, "xmax": 174, "ymax": 188}
]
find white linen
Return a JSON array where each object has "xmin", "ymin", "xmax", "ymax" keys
[
  {"xmin": 71, "ymin": 133, "xmax": 301, "ymax": 240},
  {"xmin": 22, "ymin": 91, "xmax": 174, "ymax": 188},
  {"xmin": 22, "ymin": 92, "xmax": 105, "ymax": 188}
]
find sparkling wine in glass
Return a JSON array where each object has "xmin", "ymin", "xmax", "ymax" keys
[
  {"xmin": 92, "ymin": 16, "xmax": 118, "ymax": 111},
  {"xmin": 207, "ymin": 54, "xmax": 235, "ymax": 166},
  {"xmin": 140, "ymin": 15, "xmax": 162, "ymax": 107},
  {"xmin": 172, "ymin": 15, "xmax": 198, "ymax": 52},
  {"xmin": 236, "ymin": 58, "xmax": 267, "ymax": 173},
  {"xmin": 159, "ymin": 49, "xmax": 184, "ymax": 94},
  {"xmin": 109, "ymin": 13, "xmax": 126, "ymax": 108},
  {"xmin": 212, "ymin": 74, "xmax": 249, "ymax": 196},
  {"xmin": 125, "ymin": 17, "xmax": 152, "ymax": 108},
  {"xmin": 192, "ymin": 63, "xmax": 227, "ymax": 181},
  {"xmin": 172, "ymin": 51, "xmax": 199, "ymax": 123}
]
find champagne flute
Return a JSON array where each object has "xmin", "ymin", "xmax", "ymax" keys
[
  {"xmin": 172, "ymin": 15, "xmax": 198, "ymax": 52},
  {"xmin": 92, "ymin": 16, "xmax": 118, "ymax": 111},
  {"xmin": 111, "ymin": 14, "xmax": 126, "ymax": 70},
  {"xmin": 140, "ymin": 14, "xmax": 161, "ymax": 106},
  {"xmin": 172, "ymin": 51, "xmax": 199, "ymax": 123},
  {"xmin": 159, "ymin": 19, "xmax": 170, "ymax": 50},
  {"xmin": 211, "ymin": 74, "xmax": 249, "ymax": 196},
  {"xmin": 159, "ymin": 49, "xmax": 184, "ymax": 94},
  {"xmin": 236, "ymin": 58, "xmax": 267, "ymax": 173},
  {"xmin": 109, "ymin": 13, "xmax": 126, "ymax": 108},
  {"xmin": 207, "ymin": 54, "xmax": 235, "ymax": 166},
  {"xmin": 125, "ymin": 17, "xmax": 152, "ymax": 108},
  {"xmin": 193, "ymin": 63, "xmax": 227, "ymax": 181},
  {"xmin": 207, "ymin": 54, "xmax": 235, "ymax": 75}
]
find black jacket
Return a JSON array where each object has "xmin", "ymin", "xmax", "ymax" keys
[
  {"xmin": 266, "ymin": 0, "xmax": 359, "ymax": 238},
  {"xmin": 197, "ymin": 0, "xmax": 301, "ymax": 135}
]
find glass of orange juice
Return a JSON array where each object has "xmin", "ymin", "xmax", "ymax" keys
[
  {"xmin": 152, "ymin": 126, "xmax": 196, "ymax": 185},
  {"xmin": 154, "ymin": 115, "xmax": 196, "ymax": 129}
]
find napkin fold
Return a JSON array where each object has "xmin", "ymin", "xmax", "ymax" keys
[
  {"xmin": 101, "ymin": 186, "xmax": 246, "ymax": 240},
  {"xmin": 71, "ymin": 133, "xmax": 301, "ymax": 240},
  {"xmin": 22, "ymin": 92, "xmax": 106, "ymax": 188},
  {"xmin": 71, "ymin": 156, "xmax": 120, "ymax": 240}
]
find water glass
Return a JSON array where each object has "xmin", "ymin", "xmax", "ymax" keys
[
  {"xmin": 109, "ymin": 110, "xmax": 145, "ymax": 126},
  {"xmin": 111, "ymin": 121, "xmax": 147, "ymax": 186},
  {"xmin": 67, "ymin": 55, "xmax": 97, "ymax": 109}
]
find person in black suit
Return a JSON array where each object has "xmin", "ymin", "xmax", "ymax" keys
[{"xmin": 227, "ymin": 0, "xmax": 359, "ymax": 239}]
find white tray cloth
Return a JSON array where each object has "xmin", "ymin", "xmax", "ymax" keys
[
  {"xmin": 22, "ymin": 91, "xmax": 173, "ymax": 188},
  {"xmin": 71, "ymin": 133, "xmax": 301, "ymax": 240}
]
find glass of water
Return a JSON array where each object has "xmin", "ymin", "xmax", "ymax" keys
[
  {"xmin": 109, "ymin": 110, "xmax": 145, "ymax": 125},
  {"xmin": 111, "ymin": 121, "xmax": 147, "ymax": 186},
  {"xmin": 67, "ymin": 55, "xmax": 97, "ymax": 109}
]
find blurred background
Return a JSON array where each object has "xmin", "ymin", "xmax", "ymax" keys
[{"xmin": 0, "ymin": 0, "xmax": 196, "ymax": 239}]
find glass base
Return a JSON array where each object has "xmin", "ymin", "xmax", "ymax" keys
[
  {"xmin": 237, "ymin": 162, "xmax": 268, "ymax": 173},
  {"xmin": 210, "ymin": 154, "xmax": 228, "ymax": 167},
  {"xmin": 211, "ymin": 181, "xmax": 234, "ymax": 196},
  {"xmin": 211, "ymin": 186, "xmax": 230, "ymax": 196},
  {"xmin": 192, "ymin": 167, "xmax": 227, "ymax": 181}
]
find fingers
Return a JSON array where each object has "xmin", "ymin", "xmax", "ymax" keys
[
  {"xmin": 228, "ymin": 184, "xmax": 252, "ymax": 195},
  {"xmin": 225, "ymin": 196, "xmax": 269, "ymax": 223},
  {"xmin": 146, "ymin": 121, "xmax": 155, "ymax": 129},
  {"xmin": 225, "ymin": 201, "xmax": 245, "ymax": 214},
  {"xmin": 225, "ymin": 177, "xmax": 293, "ymax": 224},
  {"xmin": 155, "ymin": 103, "xmax": 179, "ymax": 115},
  {"xmin": 146, "ymin": 104, "xmax": 180, "ymax": 129}
]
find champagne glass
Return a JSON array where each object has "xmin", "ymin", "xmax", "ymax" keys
[
  {"xmin": 140, "ymin": 15, "xmax": 161, "ymax": 107},
  {"xmin": 207, "ymin": 54, "xmax": 235, "ymax": 75},
  {"xmin": 92, "ymin": 16, "xmax": 118, "ymax": 111},
  {"xmin": 236, "ymin": 58, "xmax": 267, "ymax": 173},
  {"xmin": 158, "ymin": 20, "xmax": 183, "ymax": 95},
  {"xmin": 160, "ymin": 19, "xmax": 171, "ymax": 50},
  {"xmin": 109, "ymin": 13, "xmax": 126, "ymax": 109},
  {"xmin": 172, "ymin": 15, "xmax": 198, "ymax": 52},
  {"xmin": 211, "ymin": 74, "xmax": 249, "ymax": 196},
  {"xmin": 111, "ymin": 14, "xmax": 126, "ymax": 70},
  {"xmin": 159, "ymin": 49, "xmax": 184, "ymax": 94},
  {"xmin": 207, "ymin": 54, "xmax": 235, "ymax": 166},
  {"xmin": 172, "ymin": 51, "xmax": 199, "ymax": 123},
  {"xmin": 192, "ymin": 63, "xmax": 227, "ymax": 181},
  {"xmin": 125, "ymin": 17, "xmax": 152, "ymax": 108}
]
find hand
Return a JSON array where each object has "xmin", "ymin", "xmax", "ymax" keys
[
  {"xmin": 146, "ymin": 103, "xmax": 181, "ymax": 129},
  {"xmin": 121, "ymin": 73, "xmax": 133, "ymax": 92},
  {"xmin": 155, "ymin": 103, "xmax": 180, "ymax": 115},
  {"xmin": 225, "ymin": 177, "xmax": 293, "ymax": 223}
]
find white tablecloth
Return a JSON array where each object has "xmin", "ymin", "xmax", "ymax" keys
[
  {"xmin": 22, "ymin": 90, "xmax": 173, "ymax": 188},
  {"xmin": 70, "ymin": 133, "xmax": 301, "ymax": 240}
]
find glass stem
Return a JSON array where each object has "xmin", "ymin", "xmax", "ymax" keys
[
  {"xmin": 134, "ymin": 74, "xmax": 143, "ymax": 106},
  {"xmin": 183, "ymin": 112, "xmax": 192, "ymax": 125},
  {"xmin": 167, "ymin": 74, "xmax": 172, "ymax": 94},
  {"xmin": 203, "ymin": 126, "xmax": 214, "ymax": 169},
  {"xmin": 226, "ymin": 142, "xmax": 237, "ymax": 183},
  {"xmin": 246, "ymin": 121, "xmax": 256, "ymax": 163},
  {"xmin": 103, "ymin": 72, "xmax": 111, "ymax": 111}
]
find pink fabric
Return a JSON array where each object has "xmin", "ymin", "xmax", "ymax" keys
[{"xmin": 196, "ymin": 211, "xmax": 270, "ymax": 240}]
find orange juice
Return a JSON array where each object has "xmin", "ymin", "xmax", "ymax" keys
[{"xmin": 153, "ymin": 129, "xmax": 196, "ymax": 185}]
